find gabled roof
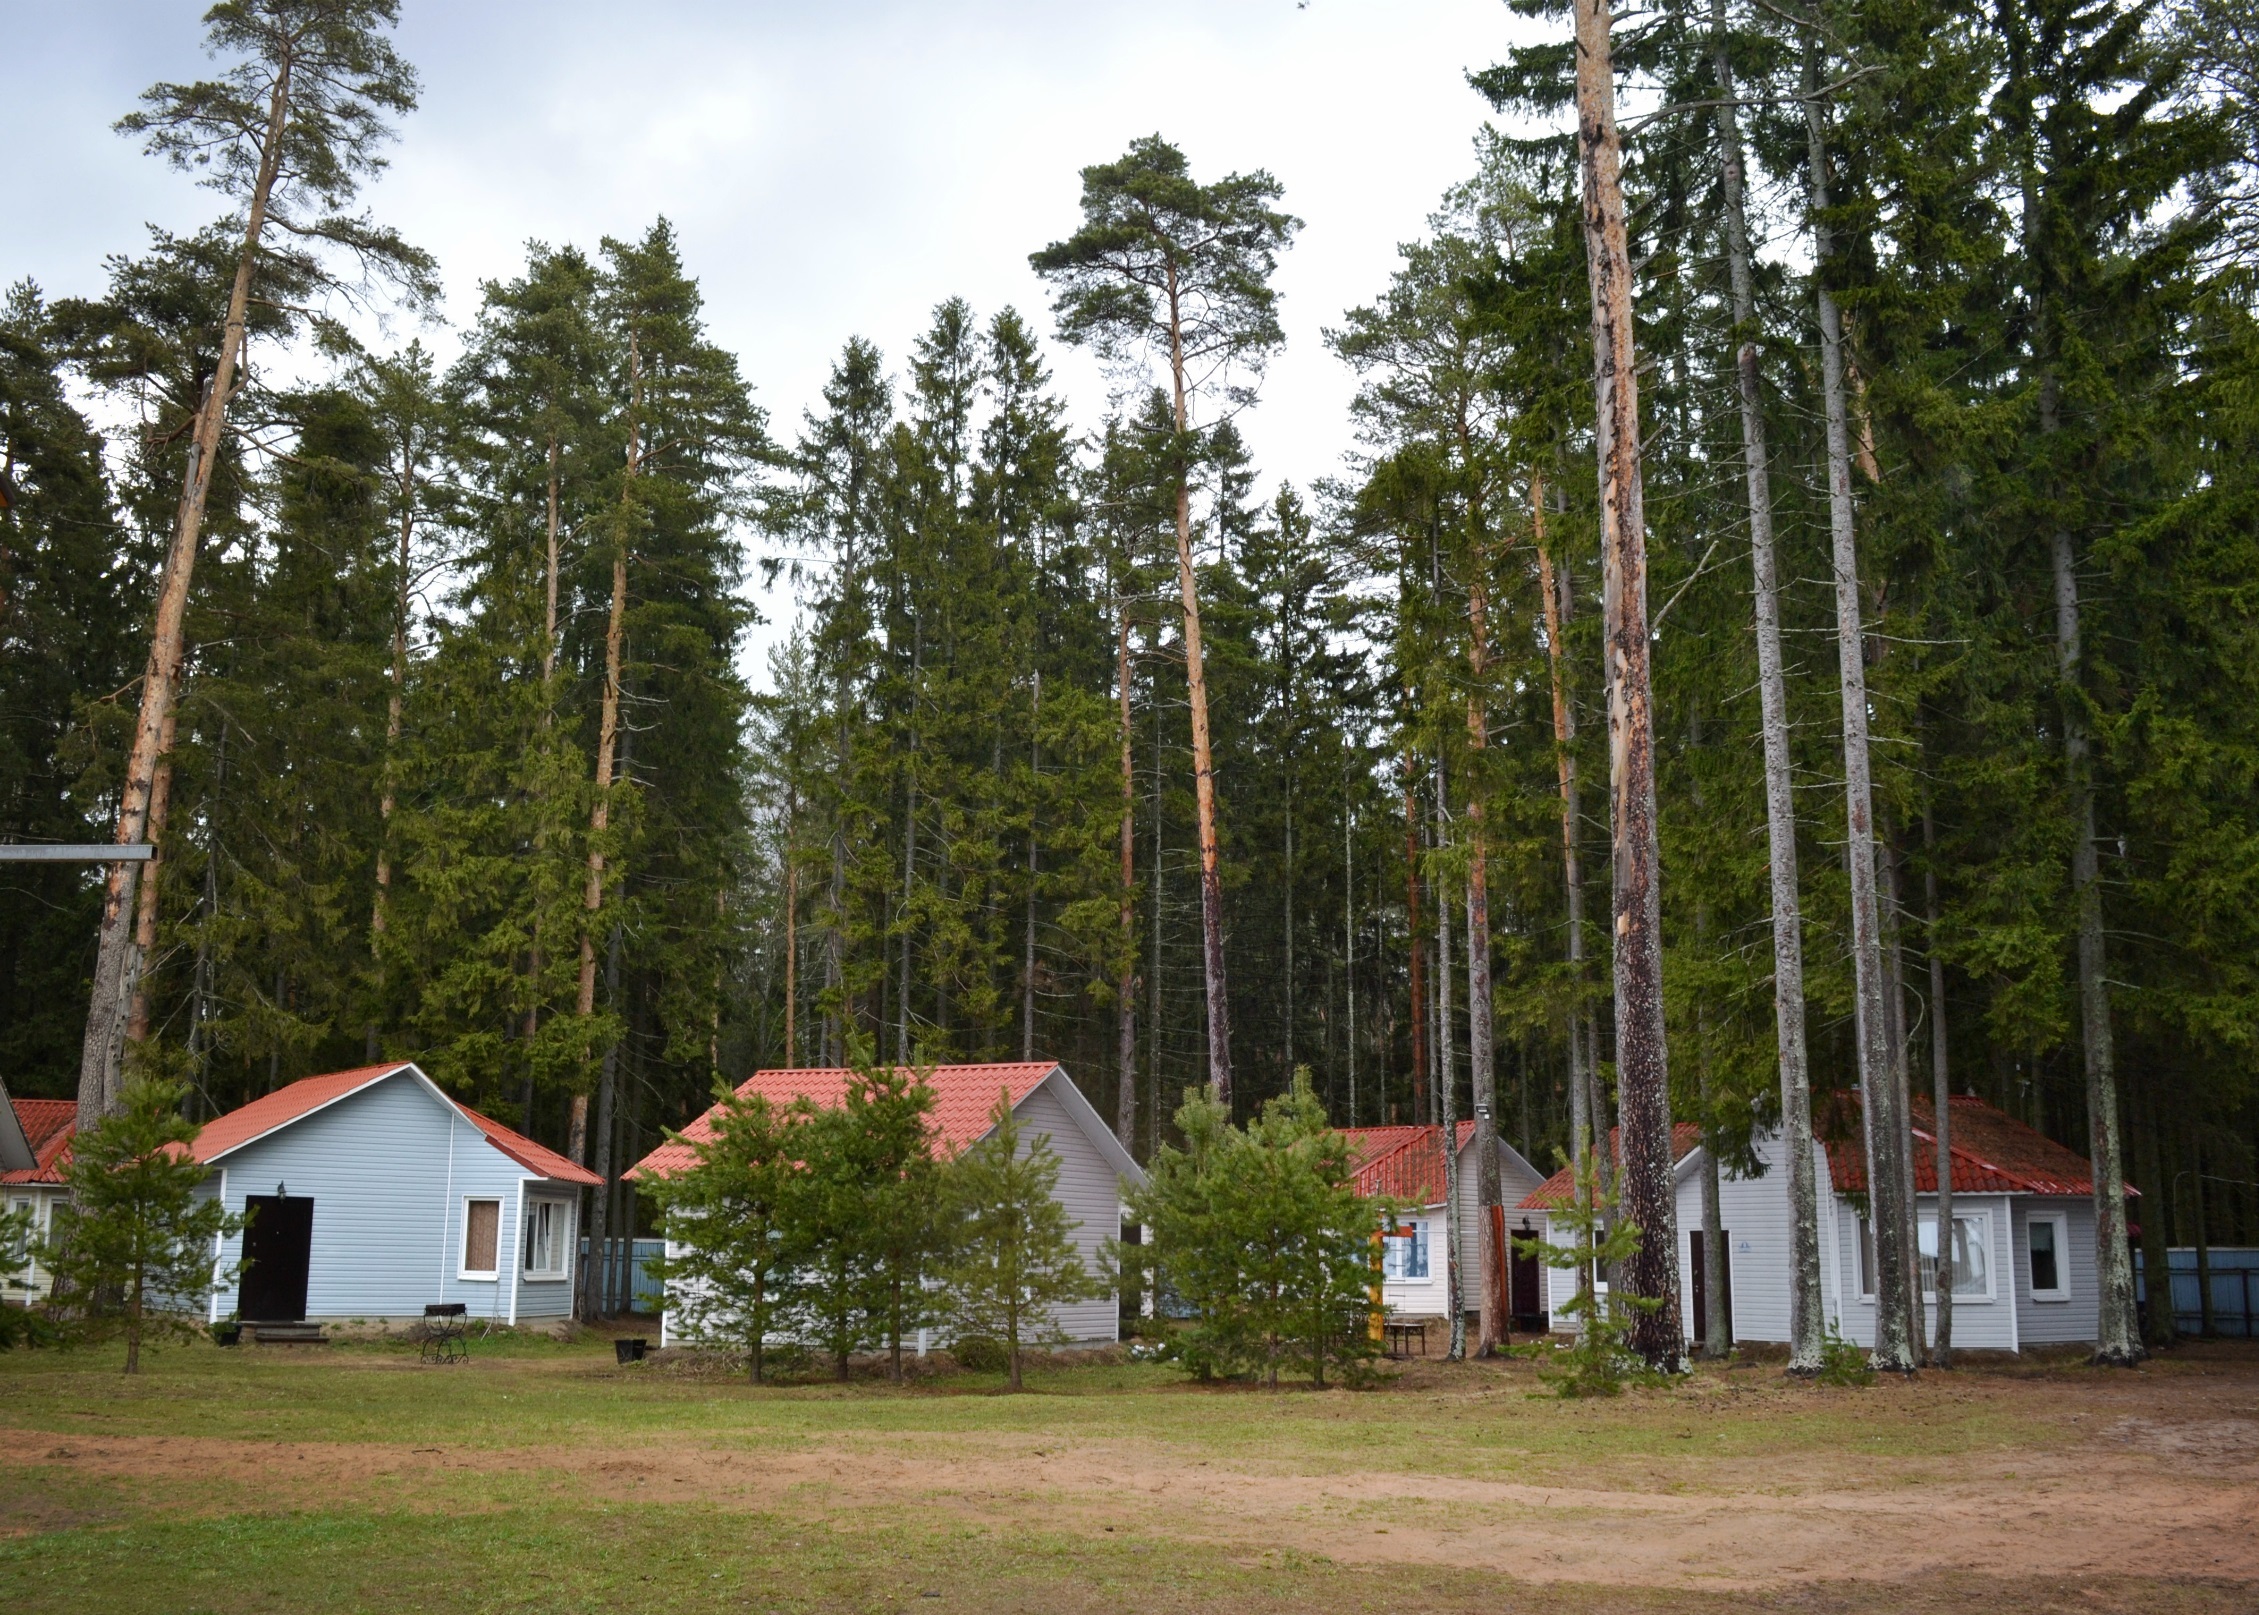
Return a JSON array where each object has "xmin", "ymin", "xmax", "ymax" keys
[
  {"xmin": 1822, "ymin": 1093, "xmax": 2112, "ymax": 1198},
  {"xmin": 192, "ymin": 1063, "xmax": 600, "ymax": 1187},
  {"xmin": 1519, "ymin": 1122, "xmax": 1705, "ymax": 1210},
  {"xmin": 628, "ymin": 1062, "xmax": 1140, "ymax": 1184},
  {"xmin": 2, "ymin": 1099, "xmax": 77, "ymax": 1186},
  {"xmin": 1341, "ymin": 1123, "xmax": 1493, "ymax": 1203}
]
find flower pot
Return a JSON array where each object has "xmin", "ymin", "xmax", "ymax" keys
[
  {"xmin": 615, "ymin": 1338, "xmax": 648, "ymax": 1364},
  {"xmin": 212, "ymin": 1324, "xmax": 242, "ymax": 1347}
]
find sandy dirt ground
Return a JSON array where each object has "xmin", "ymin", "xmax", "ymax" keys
[{"xmin": 8, "ymin": 1351, "xmax": 2257, "ymax": 1592}]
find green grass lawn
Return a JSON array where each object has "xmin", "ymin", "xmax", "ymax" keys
[{"xmin": 3, "ymin": 1336, "xmax": 2252, "ymax": 1615}]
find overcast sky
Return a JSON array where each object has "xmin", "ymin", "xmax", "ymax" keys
[{"xmin": 6, "ymin": 0, "xmax": 1554, "ymax": 667}]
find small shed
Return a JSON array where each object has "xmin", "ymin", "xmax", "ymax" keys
[
  {"xmin": 193, "ymin": 1062, "xmax": 600, "ymax": 1328},
  {"xmin": 1341, "ymin": 1124, "xmax": 1548, "ymax": 1327},
  {"xmin": 630, "ymin": 1061, "xmax": 1143, "ymax": 1350},
  {"xmin": 2, "ymin": 1085, "xmax": 76, "ymax": 1303}
]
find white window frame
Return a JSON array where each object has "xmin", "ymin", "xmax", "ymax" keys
[
  {"xmin": 2025, "ymin": 1210, "xmax": 2070, "ymax": 1302},
  {"xmin": 1382, "ymin": 1217, "xmax": 1430, "ymax": 1281},
  {"xmin": 459, "ymin": 1195, "xmax": 503, "ymax": 1281},
  {"xmin": 1919, "ymin": 1208, "xmax": 1995, "ymax": 1303},
  {"xmin": 521, "ymin": 1196, "xmax": 572, "ymax": 1281}
]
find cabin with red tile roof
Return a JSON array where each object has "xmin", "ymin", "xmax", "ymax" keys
[
  {"xmin": 1516, "ymin": 1097, "xmax": 2124, "ymax": 1353},
  {"xmin": 185, "ymin": 1062, "xmax": 598, "ymax": 1329},
  {"xmin": 630, "ymin": 1062, "xmax": 1143, "ymax": 1350},
  {"xmin": 3, "ymin": 1078, "xmax": 77, "ymax": 1302},
  {"xmin": 1338, "ymin": 1125, "xmax": 1546, "ymax": 1329}
]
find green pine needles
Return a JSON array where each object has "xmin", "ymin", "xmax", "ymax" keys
[{"xmin": 1517, "ymin": 1154, "xmax": 1664, "ymax": 1398}]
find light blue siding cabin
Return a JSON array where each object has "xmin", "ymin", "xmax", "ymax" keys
[
  {"xmin": 190, "ymin": 1063, "xmax": 601, "ymax": 1328},
  {"xmin": 1520, "ymin": 1096, "xmax": 2126, "ymax": 1354},
  {"xmin": 632, "ymin": 1061, "xmax": 1144, "ymax": 1351}
]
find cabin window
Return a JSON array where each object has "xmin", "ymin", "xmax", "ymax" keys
[
  {"xmin": 461, "ymin": 1198, "xmax": 501, "ymax": 1278},
  {"xmin": 1864, "ymin": 1213, "xmax": 1991, "ymax": 1300},
  {"xmin": 1918, "ymin": 1212, "xmax": 1992, "ymax": 1300},
  {"xmin": 2027, "ymin": 1212, "xmax": 2069, "ymax": 1300},
  {"xmin": 1383, "ymin": 1219, "xmax": 1430, "ymax": 1280},
  {"xmin": 522, "ymin": 1198, "xmax": 570, "ymax": 1280}
]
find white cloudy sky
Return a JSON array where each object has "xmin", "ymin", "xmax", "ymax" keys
[{"xmin": 6, "ymin": 0, "xmax": 1556, "ymax": 667}]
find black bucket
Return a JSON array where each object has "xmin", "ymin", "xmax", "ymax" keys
[{"xmin": 615, "ymin": 1338, "xmax": 648, "ymax": 1365}]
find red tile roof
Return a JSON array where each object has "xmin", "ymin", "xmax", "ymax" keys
[
  {"xmin": 1822, "ymin": 1093, "xmax": 2112, "ymax": 1198},
  {"xmin": 1341, "ymin": 1123, "xmax": 1483, "ymax": 1203},
  {"xmin": 190, "ymin": 1063, "xmax": 601, "ymax": 1187},
  {"xmin": 628, "ymin": 1062, "xmax": 1061, "ymax": 1182},
  {"xmin": 3, "ymin": 1100, "xmax": 77, "ymax": 1186},
  {"xmin": 454, "ymin": 1102, "xmax": 602, "ymax": 1186},
  {"xmin": 1519, "ymin": 1123, "xmax": 1705, "ymax": 1210}
]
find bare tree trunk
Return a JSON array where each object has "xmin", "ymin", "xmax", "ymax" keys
[
  {"xmin": 1536, "ymin": 484, "xmax": 1598, "ymax": 1319},
  {"xmin": 1922, "ymin": 801, "xmax": 1955, "ymax": 1365},
  {"xmin": 897, "ymin": 619, "xmax": 923, "ymax": 1066},
  {"xmin": 1116, "ymin": 597, "xmax": 1137, "ymax": 1150},
  {"xmin": 1711, "ymin": 0, "xmax": 1823, "ymax": 1375},
  {"xmin": 1434, "ymin": 832, "xmax": 1465, "ymax": 1365},
  {"xmin": 1574, "ymin": 0, "xmax": 1680, "ymax": 1370},
  {"xmin": 1165, "ymin": 269, "xmax": 1231, "ymax": 1104},
  {"xmin": 1880, "ymin": 829, "xmax": 1927, "ymax": 1358},
  {"xmin": 580, "ymin": 924, "xmax": 623, "ymax": 1321},
  {"xmin": 1804, "ymin": 38, "xmax": 1914, "ymax": 1372},
  {"xmin": 784, "ymin": 782, "xmax": 798, "ymax": 1065},
  {"xmin": 1023, "ymin": 669, "xmax": 1041, "ymax": 1061},
  {"xmin": 1402, "ymin": 748, "xmax": 1427, "ymax": 1126},
  {"xmin": 1465, "ymin": 554, "xmax": 1504, "ymax": 1353},
  {"xmin": 122, "ymin": 701, "xmax": 179, "ymax": 1048},
  {"xmin": 2041, "ymin": 393, "xmax": 2141, "ymax": 1364},
  {"xmin": 79, "ymin": 51, "xmax": 297, "ymax": 1130}
]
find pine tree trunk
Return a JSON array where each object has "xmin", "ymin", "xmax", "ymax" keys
[
  {"xmin": 581, "ymin": 333, "xmax": 638, "ymax": 1065},
  {"xmin": 79, "ymin": 51, "xmax": 296, "ymax": 1130},
  {"xmin": 1432, "ymin": 763, "xmax": 1465, "ymax": 1361},
  {"xmin": 1574, "ymin": 0, "xmax": 1680, "ymax": 1371},
  {"xmin": 1922, "ymin": 801, "xmax": 1955, "ymax": 1365},
  {"xmin": 2133, "ymin": 1086, "xmax": 2173, "ymax": 1346},
  {"xmin": 1804, "ymin": 39, "xmax": 1915, "ymax": 1372},
  {"xmin": 785, "ymin": 780, "xmax": 799, "ymax": 1065},
  {"xmin": 1165, "ymin": 267, "xmax": 1232, "ymax": 1105},
  {"xmin": 1711, "ymin": 0, "xmax": 1823, "ymax": 1374},
  {"xmin": 1116, "ymin": 597, "xmax": 1137, "ymax": 1151},
  {"xmin": 1880, "ymin": 829, "xmax": 1928, "ymax": 1358},
  {"xmin": 2051, "ymin": 513, "xmax": 2141, "ymax": 1362},
  {"xmin": 580, "ymin": 926, "xmax": 623, "ymax": 1320},
  {"xmin": 1534, "ymin": 486, "xmax": 1589, "ymax": 1176},
  {"xmin": 122, "ymin": 701, "xmax": 179, "ymax": 1047},
  {"xmin": 1402, "ymin": 749, "xmax": 1427, "ymax": 1126},
  {"xmin": 1465, "ymin": 557, "xmax": 1504, "ymax": 1353},
  {"xmin": 1023, "ymin": 672, "xmax": 1040, "ymax": 1061}
]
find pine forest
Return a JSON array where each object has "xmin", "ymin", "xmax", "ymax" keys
[{"xmin": 6, "ymin": 0, "xmax": 2259, "ymax": 1349}]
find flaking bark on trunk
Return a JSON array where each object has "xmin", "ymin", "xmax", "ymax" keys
[
  {"xmin": 122, "ymin": 700, "xmax": 180, "ymax": 1048},
  {"xmin": 1711, "ymin": 0, "xmax": 1823, "ymax": 1375},
  {"xmin": 1880, "ymin": 827, "xmax": 1927, "ymax": 1357},
  {"xmin": 1574, "ymin": 0, "xmax": 1680, "ymax": 1370},
  {"xmin": 1804, "ymin": 37, "xmax": 1915, "ymax": 1372},
  {"xmin": 1433, "ymin": 806, "xmax": 1465, "ymax": 1365},
  {"xmin": 79, "ymin": 44, "xmax": 298, "ymax": 1129}
]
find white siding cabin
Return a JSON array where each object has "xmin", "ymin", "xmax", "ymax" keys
[
  {"xmin": 633, "ymin": 1061, "xmax": 1144, "ymax": 1351},
  {"xmin": 1519, "ymin": 1097, "xmax": 2123, "ymax": 1353},
  {"xmin": 2, "ymin": 1083, "xmax": 75, "ymax": 1305},
  {"xmin": 1341, "ymin": 1125, "xmax": 1548, "ymax": 1328},
  {"xmin": 192, "ymin": 1063, "xmax": 601, "ymax": 1328}
]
